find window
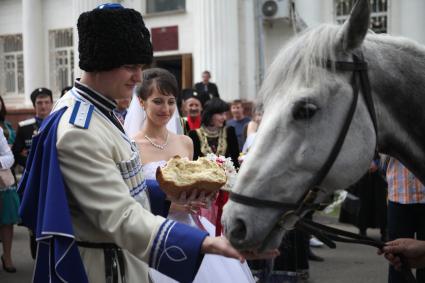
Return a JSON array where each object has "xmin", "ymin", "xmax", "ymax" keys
[
  {"xmin": 335, "ymin": 0, "xmax": 388, "ymax": 33},
  {"xmin": 147, "ymin": 0, "xmax": 185, "ymax": 14},
  {"xmin": 0, "ymin": 34, "xmax": 24, "ymax": 96},
  {"xmin": 49, "ymin": 29, "xmax": 74, "ymax": 95}
]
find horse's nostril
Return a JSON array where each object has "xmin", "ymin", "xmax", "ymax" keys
[{"xmin": 231, "ymin": 219, "xmax": 247, "ymax": 241}]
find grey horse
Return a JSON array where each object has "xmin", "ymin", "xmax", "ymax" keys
[{"xmin": 222, "ymin": 0, "xmax": 425, "ymax": 252}]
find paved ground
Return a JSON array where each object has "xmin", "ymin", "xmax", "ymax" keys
[
  {"xmin": 309, "ymin": 214, "xmax": 388, "ymax": 283},
  {"xmin": 0, "ymin": 226, "xmax": 33, "ymax": 282},
  {"xmin": 0, "ymin": 216, "xmax": 391, "ymax": 283}
]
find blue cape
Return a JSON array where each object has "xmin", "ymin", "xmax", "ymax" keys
[{"xmin": 19, "ymin": 107, "xmax": 89, "ymax": 283}]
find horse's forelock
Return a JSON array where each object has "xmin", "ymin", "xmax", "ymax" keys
[{"xmin": 261, "ymin": 24, "xmax": 341, "ymax": 107}]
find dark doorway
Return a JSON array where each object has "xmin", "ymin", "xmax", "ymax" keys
[
  {"xmin": 153, "ymin": 56, "xmax": 182, "ymax": 89},
  {"xmin": 152, "ymin": 54, "xmax": 193, "ymax": 90}
]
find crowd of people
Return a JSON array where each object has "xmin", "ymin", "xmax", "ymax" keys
[{"xmin": 0, "ymin": 3, "xmax": 423, "ymax": 283}]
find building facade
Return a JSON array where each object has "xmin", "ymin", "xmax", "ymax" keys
[{"xmin": 0, "ymin": 0, "xmax": 424, "ymax": 117}]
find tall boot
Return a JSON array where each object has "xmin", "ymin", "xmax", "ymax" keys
[{"xmin": 29, "ymin": 230, "xmax": 37, "ymax": 259}]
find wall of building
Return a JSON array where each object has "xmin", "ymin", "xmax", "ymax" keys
[
  {"xmin": 0, "ymin": 0, "xmax": 22, "ymax": 35},
  {"xmin": 238, "ymin": 0, "xmax": 259, "ymax": 101},
  {"xmin": 389, "ymin": 0, "xmax": 425, "ymax": 44},
  {"xmin": 43, "ymin": 0, "xmax": 74, "ymax": 96},
  {"xmin": 1, "ymin": 0, "xmax": 425, "ymax": 110},
  {"xmin": 296, "ymin": 0, "xmax": 335, "ymax": 26},
  {"xmin": 143, "ymin": 1, "xmax": 195, "ymax": 57}
]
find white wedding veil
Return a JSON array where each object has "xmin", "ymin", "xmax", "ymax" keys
[{"xmin": 123, "ymin": 90, "xmax": 184, "ymax": 138}]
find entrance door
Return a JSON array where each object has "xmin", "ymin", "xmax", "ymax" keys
[{"xmin": 152, "ymin": 54, "xmax": 192, "ymax": 90}]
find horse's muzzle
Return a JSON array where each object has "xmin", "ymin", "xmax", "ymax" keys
[{"xmin": 225, "ymin": 217, "xmax": 249, "ymax": 248}]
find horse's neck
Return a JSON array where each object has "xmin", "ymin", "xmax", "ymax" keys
[{"xmin": 366, "ymin": 38, "xmax": 425, "ymax": 184}]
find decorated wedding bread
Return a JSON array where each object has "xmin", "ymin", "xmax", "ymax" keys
[{"xmin": 156, "ymin": 155, "xmax": 227, "ymax": 198}]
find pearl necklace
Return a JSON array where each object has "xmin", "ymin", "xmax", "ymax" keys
[{"xmin": 144, "ymin": 132, "xmax": 169, "ymax": 150}]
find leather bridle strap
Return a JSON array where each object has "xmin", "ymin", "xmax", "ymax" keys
[
  {"xmin": 327, "ymin": 53, "xmax": 378, "ymax": 140},
  {"xmin": 229, "ymin": 188, "xmax": 299, "ymax": 210},
  {"xmin": 296, "ymin": 217, "xmax": 384, "ymax": 249},
  {"xmin": 295, "ymin": 217, "xmax": 416, "ymax": 283},
  {"xmin": 304, "ymin": 54, "xmax": 362, "ymax": 196}
]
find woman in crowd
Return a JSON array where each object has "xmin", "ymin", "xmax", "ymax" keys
[
  {"xmin": 0, "ymin": 126, "xmax": 18, "ymax": 273},
  {"xmin": 241, "ymin": 102, "xmax": 263, "ymax": 156},
  {"xmin": 0, "ymin": 96, "xmax": 16, "ymax": 145},
  {"xmin": 124, "ymin": 68, "xmax": 255, "ymax": 283},
  {"xmin": 188, "ymin": 98, "xmax": 239, "ymax": 236},
  {"xmin": 189, "ymin": 98, "xmax": 239, "ymax": 167}
]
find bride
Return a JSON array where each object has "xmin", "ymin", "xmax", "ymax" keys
[{"xmin": 124, "ymin": 68, "xmax": 255, "ymax": 283}]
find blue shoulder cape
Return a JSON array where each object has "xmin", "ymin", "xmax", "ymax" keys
[{"xmin": 18, "ymin": 107, "xmax": 89, "ymax": 283}]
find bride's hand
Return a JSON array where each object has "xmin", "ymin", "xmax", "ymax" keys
[
  {"xmin": 169, "ymin": 202, "xmax": 203, "ymax": 214},
  {"xmin": 169, "ymin": 190, "xmax": 216, "ymax": 208}
]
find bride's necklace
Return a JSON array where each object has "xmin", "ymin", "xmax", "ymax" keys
[{"xmin": 144, "ymin": 132, "xmax": 169, "ymax": 150}]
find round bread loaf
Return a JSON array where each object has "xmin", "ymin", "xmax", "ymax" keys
[{"xmin": 156, "ymin": 156, "xmax": 227, "ymax": 199}]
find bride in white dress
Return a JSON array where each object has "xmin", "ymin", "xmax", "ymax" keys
[{"xmin": 124, "ymin": 68, "xmax": 255, "ymax": 283}]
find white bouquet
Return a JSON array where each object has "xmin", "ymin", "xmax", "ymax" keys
[{"xmin": 205, "ymin": 153, "xmax": 237, "ymax": 192}]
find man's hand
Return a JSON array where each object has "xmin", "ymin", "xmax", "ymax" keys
[
  {"xmin": 21, "ymin": 149, "xmax": 29, "ymax": 157},
  {"xmin": 378, "ymin": 238, "xmax": 425, "ymax": 270},
  {"xmin": 201, "ymin": 236, "xmax": 279, "ymax": 263},
  {"xmin": 369, "ymin": 161, "xmax": 378, "ymax": 173}
]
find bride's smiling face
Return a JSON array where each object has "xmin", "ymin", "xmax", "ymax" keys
[{"xmin": 141, "ymin": 89, "xmax": 176, "ymax": 127}]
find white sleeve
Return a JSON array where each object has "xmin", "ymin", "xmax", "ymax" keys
[{"xmin": 0, "ymin": 128, "xmax": 14, "ymax": 169}]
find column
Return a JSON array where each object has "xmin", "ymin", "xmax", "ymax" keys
[
  {"xmin": 239, "ymin": 0, "xmax": 258, "ymax": 100},
  {"xmin": 399, "ymin": 0, "xmax": 425, "ymax": 45},
  {"xmin": 295, "ymin": 0, "xmax": 323, "ymax": 27},
  {"xmin": 22, "ymin": 0, "xmax": 44, "ymax": 105},
  {"xmin": 72, "ymin": 0, "xmax": 117, "ymax": 78},
  {"xmin": 194, "ymin": 0, "xmax": 240, "ymax": 101}
]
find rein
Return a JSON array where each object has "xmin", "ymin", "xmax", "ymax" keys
[{"xmin": 229, "ymin": 52, "xmax": 416, "ymax": 282}]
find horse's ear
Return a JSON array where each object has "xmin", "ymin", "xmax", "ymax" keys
[{"xmin": 337, "ymin": 0, "xmax": 370, "ymax": 52}]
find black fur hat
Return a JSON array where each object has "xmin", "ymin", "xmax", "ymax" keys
[
  {"xmin": 181, "ymin": 89, "xmax": 201, "ymax": 103},
  {"xmin": 30, "ymin": 87, "xmax": 53, "ymax": 106},
  {"xmin": 77, "ymin": 3, "xmax": 153, "ymax": 72}
]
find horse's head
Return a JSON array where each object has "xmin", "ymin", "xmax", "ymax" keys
[{"xmin": 223, "ymin": 0, "xmax": 377, "ymax": 252}]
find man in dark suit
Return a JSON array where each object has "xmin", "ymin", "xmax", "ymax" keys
[{"xmin": 194, "ymin": 70, "xmax": 220, "ymax": 106}]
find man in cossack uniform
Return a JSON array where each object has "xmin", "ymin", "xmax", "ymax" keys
[
  {"xmin": 12, "ymin": 87, "xmax": 53, "ymax": 168},
  {"xmin": 12, "ymin": 87, "xmax": 53, "ymax": 259},
  {"xmin": 18, "ymin": 4, "xmax": 274, "ymax": 283}
]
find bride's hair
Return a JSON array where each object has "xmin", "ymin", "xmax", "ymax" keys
[{"xmin": 136, "ymin": 68, "xmax": 178, "ymax": 100}]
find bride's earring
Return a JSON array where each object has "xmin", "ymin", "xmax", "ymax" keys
[{"xmin": 138, "ymin": 97, "xmax": 145, "ymax": 110}]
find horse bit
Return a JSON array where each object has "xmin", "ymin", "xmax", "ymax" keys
[{"xmin": 229, "ymin": 52, "xmax": 416, "ymax": 282}]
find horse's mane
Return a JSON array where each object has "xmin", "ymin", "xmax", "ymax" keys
[
  {"xmin": 260, "ymin": 23, "xmax": 425, "ymax": 107},
  {"xmin": 260, "ymin": 24, "xmax": 341, "ymax": 106}
]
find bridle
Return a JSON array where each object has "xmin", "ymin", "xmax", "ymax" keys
[
  {"xmin": 229, "ymin": 52, "xmax": 417, "ymax": 282},
  {"xmin": 230, "ymin": 51, "xmax": 378, "ymax": 220}
]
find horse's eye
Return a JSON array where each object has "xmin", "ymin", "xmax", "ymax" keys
[{"xmin": 292, "ymin": 100, "xmax": 318, "ymax": 120}]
